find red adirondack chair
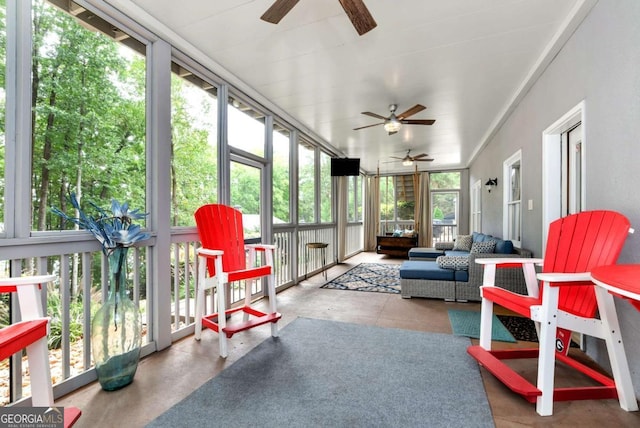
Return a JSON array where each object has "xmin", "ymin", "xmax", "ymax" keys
[
  {"xmin": 467, "ymin": 210, "xmax": 638, "ymax": 416},
  {"xmin": 0, "ymin": 275, "xmax": 81, "ymax": 427},
  {"xmin": 194, "ymin": 204, "xmax": 281, "ymax": 358}
]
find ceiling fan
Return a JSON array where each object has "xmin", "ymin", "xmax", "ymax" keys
[
  {"xmin": 389, "ymin": 150, "xmax": 434, "ymax": 166},
  {"xmin": 353, "ymin": 104, "xmax": 436, "ymax": 135},
  {"xmin": 260, "ymin": 0, "xmax": 377, "ymax": 36}
]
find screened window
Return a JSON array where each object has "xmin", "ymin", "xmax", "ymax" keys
[
  {"xmin": 347, "ymin": 175, "xmax": 363, "ymax": 223},
  {"xmin": 379, "ymin": 174, "xmax": 414, "ymax": 233},
  {"xmin": 298, "ymin": 139, "xmax": 315, "ymax": 223},
  {"xmin": 319, "ymin": 151, "xmax": 332, "ymax": 223},
  {"xmin": 379, "ymin": 176, "xmax": 395, "ymax": 229},
  {"xmin": 272, "ymin": 124, "xmax": 290, "ymax": 223},
  {"xmin": 36, "ymin": 0, "xmax": 147, "ymax": 232},
  {"xmin": 228, "ymin": 95, "xmax": 265, "ymax": 158},
  {"xmin": 170, "ymin": 62, "xmax": 218, "ymax": 226}
]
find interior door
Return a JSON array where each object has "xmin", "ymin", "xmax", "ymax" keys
[{"xmin": 430, "ymin": 191, "xmax": 459, "ymax": 246}]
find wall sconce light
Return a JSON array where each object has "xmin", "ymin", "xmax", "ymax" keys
[{"xmin": 485, "ymin": 178, "xmax": 498, "ymax": 193}]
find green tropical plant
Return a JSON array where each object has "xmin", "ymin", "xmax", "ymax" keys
[{"xmin": 46, "ymin": 290, "xmax": 84, "ymax": 350}]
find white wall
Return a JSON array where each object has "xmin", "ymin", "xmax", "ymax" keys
[{"xmin": 470, "ymin": 0, "xmax": 640, "ymax": 396}]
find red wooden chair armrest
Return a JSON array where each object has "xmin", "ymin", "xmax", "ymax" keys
[{"xmin": 537, "ymin": 272, "xmax": 593, "ymax": 285}]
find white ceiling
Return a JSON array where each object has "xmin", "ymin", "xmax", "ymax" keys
[{"xmin": 113, "ymin": 0, "xmax": 590, "ymax": 174}]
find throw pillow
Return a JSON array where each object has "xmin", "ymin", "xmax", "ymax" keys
[
  {"xmin": 470, "ymin": 241, "xmax": 496, "ymax": 254},
  {"xmin": 452, "ymin": 235, "xmax": 472, "ymax": 252},
  {"xmin": 493, "ymin": 239, "xmax": 514, "ymax": 254},
  {"xmin": 436, "ymin": 255, "xmax": 469, "ymax": 271}
]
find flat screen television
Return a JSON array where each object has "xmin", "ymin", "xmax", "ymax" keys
[{"xmin": 330, "ymin": 158, "xmax": 360, "ymax": 176}]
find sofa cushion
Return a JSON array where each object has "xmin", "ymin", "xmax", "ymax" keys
[
  {"xmin": 399, "ymin": 261, "xmax": 455, "ymax": 281},
  {"xmin": 452, "ymin": 235, "xmax": 472, "ymax": 251},
  {"xmin": 455, "ymin": 270, "xmax": 469, "ymax": 282},
  {"xmin": 436, "ymin": 256, "xmax": 469, "ymax": 271},
  {"xmin": 444, "ymin": 250, "xmax": 470, "ymax": 257},
  {"xmin": 470, "ymin": 241, "xmax": 496, "ymax": 254}
]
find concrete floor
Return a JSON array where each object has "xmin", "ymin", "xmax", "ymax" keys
[{"xmin": 58, "ymin": 252, "xmax": 640, "ymax": 427}]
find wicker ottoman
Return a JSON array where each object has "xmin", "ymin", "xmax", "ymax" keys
[{"xmin": 399, "ymin": 261, "xmax": 456, "ymax": 301}]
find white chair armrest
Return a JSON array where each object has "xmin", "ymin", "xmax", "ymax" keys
[
  {"xmin": 537, "ymin": 271, "xmax": 593, "ymax": 283},
  {"xmin": 0, "ymin": 275, "xmax": 56, "ymax": 320},
  {"xmin": 476, "ymin": 257, "xmax": 543, "ymax": 266},
  {"xmin": 246, "ymin": 244, "xmax": 277, "ymax": 251},
  {"xmin": 196, "ymin": 248, "xmax": 224, "ymax": 257},
  {"xmin": 0, "ymin": 274, "xmax": 57, "ymax": 287}
]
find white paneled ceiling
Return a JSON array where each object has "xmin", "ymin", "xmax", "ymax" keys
[{"xmin": 112, "ymin": 0, "xmax": 590, "ymax": 174}]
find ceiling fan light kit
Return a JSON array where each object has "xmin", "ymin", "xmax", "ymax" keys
[
  {"xmin": 389, "ymin": 149, "xmax": 434, "ymax": 166},
  {"xmin": 383, "ymin": 117, "xmax": 401, "ymax": 133},
  {"xmin": 354, "ymin": 103, "xmax": 435, "ymax": 135}
]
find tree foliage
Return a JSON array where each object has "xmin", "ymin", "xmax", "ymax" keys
[{"xmin": 32, "ymin": 1, "xmax": 145, "ymax": 231}]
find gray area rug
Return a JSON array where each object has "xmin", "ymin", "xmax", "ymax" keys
[
  {"xmin": 321, "ymin": 263, "xmax": 401, "ymax": 293},
  {"xmin": 147, "ymin": 318, "xmax": 495, "ymax": 428}
]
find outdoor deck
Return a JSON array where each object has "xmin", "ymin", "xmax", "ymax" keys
[{"xmin": 57, "ymin": 252, "xmax": 640, "ymax": 428}]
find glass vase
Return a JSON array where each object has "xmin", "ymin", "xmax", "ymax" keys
[{"xmin": 91, "ymin": 246, "xmax": 142, "ymax": 391}]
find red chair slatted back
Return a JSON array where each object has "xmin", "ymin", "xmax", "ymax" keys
[
  {"xmin": 195, "ymin": 204, "xmax": 247, "ymax": 276},
  {"xmin": 543, "ymin": 210, "xmax": 630, "ymax": 317}
]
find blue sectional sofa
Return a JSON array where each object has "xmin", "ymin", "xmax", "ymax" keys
[{"xmin": 399, "ymin": 232, "xmax": 533, "ymax": 302}]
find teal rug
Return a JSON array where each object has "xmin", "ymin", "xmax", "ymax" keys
[
  {"xmin": 147, "ymin": 318, "xmax": 495, "ymax": 427},
  {"xmin": 321, "ymin": 263, "xmax": 400, "ymax": 294},
  {"xmin": 448, "ymin": 309, "xmax": 516, "ymax": 343}
]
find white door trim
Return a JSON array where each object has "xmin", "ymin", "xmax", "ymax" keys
[{"xmin": 541, "ymin": 100, "xmax": 586, "ymax": 248}]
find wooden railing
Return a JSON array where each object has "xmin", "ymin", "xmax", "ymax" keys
[
  {"xmin": 0, "ymin": 222, "xmax": 358, "ymax": 405},
  {"xmin": 379, "ymin": 221, "xmax": 457, "ymax": 245}
]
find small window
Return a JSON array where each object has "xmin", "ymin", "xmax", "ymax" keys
[
  {"xmin": 503, "ymin": 150, "xmax": 522, "ymax": 247},
  {"xmin": 471, "ymin": 180, "xmax": 482, "ymax": 232}
]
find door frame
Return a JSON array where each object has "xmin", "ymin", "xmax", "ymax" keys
[{"xmin": 542, "ymin": 100, "xmax": 586, "ymax": 248}]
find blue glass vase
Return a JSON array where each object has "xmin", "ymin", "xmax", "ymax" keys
[{"xmin": 91, "ymin": 246, "xmax": 142, "ymax": 391}]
